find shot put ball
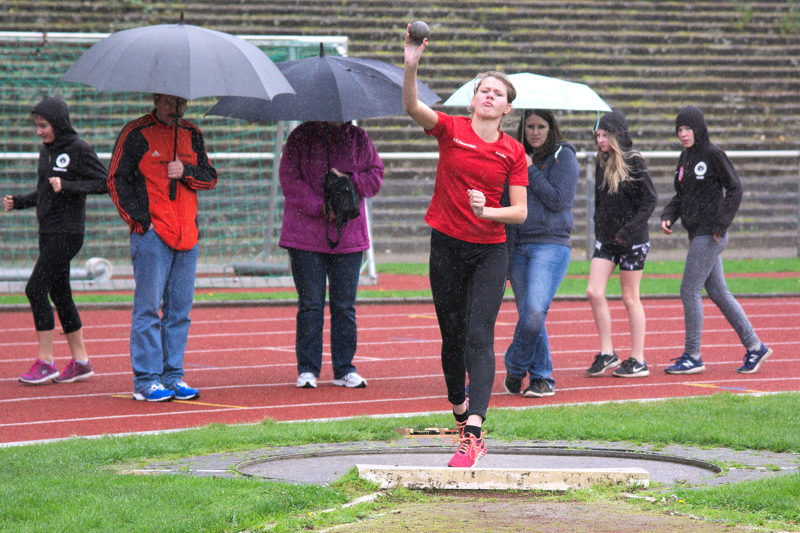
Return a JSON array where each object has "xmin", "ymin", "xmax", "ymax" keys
[{"xmin": 408, "ymin": 20, "xmax": 431, "ymax": 45}]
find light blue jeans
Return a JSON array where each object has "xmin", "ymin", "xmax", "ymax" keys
[
  {"xmin": 129, "ymin": 229, "xmax": 198, "ymax": 393},
  {"xmin": 504, "ymin": 243, "xmax": 571, "ymax": 387}
]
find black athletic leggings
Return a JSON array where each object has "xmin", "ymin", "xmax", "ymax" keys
[
  {"xmin": 25, "ymin": 232, "xmax": 84, "ymax": 333},
  {"xmin": 429, "ymin": 229, "xmax": 508, "ymax": 421}
]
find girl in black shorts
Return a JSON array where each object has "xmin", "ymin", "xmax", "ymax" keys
[{"xmin": 584, "ymin": 111, "xmax": 657, "ymax": 378}]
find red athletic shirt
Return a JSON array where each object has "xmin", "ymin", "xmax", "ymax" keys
[{"xmin": 425, "ymin": 111, "xmax": 528, "ymax": 244}]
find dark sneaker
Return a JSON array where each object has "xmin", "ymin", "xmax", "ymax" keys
[
  {"xmin": 664, "ymin": 353, "xmax": 705, "ymax": 374},
  {"xmin": 612, "ymin": 357, "xmax": 650, "ymax": 378},
  {"xmin": 19, "ymin": 359, "xmax": 59, "ymax": 384},
  {"xmin": 132, "ymin": 383, "xmax": 176, "ymax": 402},
  {"xmin": 53, "ymin": 359, "xmax": 94, "ymax": 383},
  {"xmin": 585, "ymin": 352, "xmax": 620, "ymax": 376},
  {"xmin": 167, "ymin": 380, "xmax": 200, "ymax": 400},
  {"xmin": 523, "ymin": 378, "xmax": 555, "ymax": 398},
  {"xmin": 504, "ymin": 374, "xmax": 523, "ymax": 395},
  {"xmin": 737, "ymin": 344, "xmax": 773, "ymax": 374}
]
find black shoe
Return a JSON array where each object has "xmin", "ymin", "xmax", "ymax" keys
[
  {"xmin": 612, "ymin": 357, "xmax": 650, "ymax": 378},
  {"xmin": 523, "ymin": 378, "xmax": 555, "ymax": 398},
  {"xmin": 504, "ymin": 374, "xmax": 523, "ymax": 395},
  {"xmin": 586, "ymin": 352, "xmax": 621, "ymax": 376}
]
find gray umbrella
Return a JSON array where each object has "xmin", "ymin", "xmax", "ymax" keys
[
  {"xmin": 61, "ymin": 15, "xmax": 294, "ymax": 199},
  {"xmin": 61, "ymin": 16, "xmax": 294, "ymax": 101},
  {"xmin": 207, "ymin": 45, "xmax": 440, "ymax": 123}
]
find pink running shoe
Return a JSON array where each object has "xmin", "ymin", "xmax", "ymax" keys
[
  {"xmin": 53, "ymin": 359, "xmax": 94, "ymax": 383},
  {"xmin": 19, "ymin": 359, "xmax": 59, "ymax": 384},
  {"xmin": 447, "ymin": 434, "xmax": 487, "ymax": 468}
]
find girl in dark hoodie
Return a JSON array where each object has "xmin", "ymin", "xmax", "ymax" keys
[
  {"xmin": 585, "ymin": 110, "xmax": 657, "ymax": 378},
  {"xmin": 3, "ymin": 96, "xmax": 107, "ymax": 384},
  {"xmin": 661, "ymin": 105, "xmax": 772, "ymax": 375}
]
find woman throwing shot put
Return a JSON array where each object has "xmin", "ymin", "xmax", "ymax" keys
[{"xmin": 403, "ymin": 25, "xmax": 528, "ymax": 468}]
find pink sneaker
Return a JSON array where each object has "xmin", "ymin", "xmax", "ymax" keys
[
  {"xmin": 53, "ymin": 359, "xmax": 94, "ymax": 383},
  {"xmin": 447, "ymin": 434, "xmax": 487, "ymax": 468},
  {"xmin": 19, "ymin": 359, "xmax": 59, "ymax": 384}
]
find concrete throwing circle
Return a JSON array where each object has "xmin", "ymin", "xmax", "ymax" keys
[
  {"xmin": 237, "ymin": 444, "xmax": 720, "ymax": 486},
  {"xmin": 130, "ymin": 438, "xmax": 798, "ymax": 489}
]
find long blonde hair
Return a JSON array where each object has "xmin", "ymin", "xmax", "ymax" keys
[{"xmin": 596, "ymin": 132, "xmax": 640, "ymax": 194}]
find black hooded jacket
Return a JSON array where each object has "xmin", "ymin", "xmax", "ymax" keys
[
  {"xmin": 12, "ymin": 96, "xmax": 107, "ymax": 234},
  {"xmin": 593, "ymin": 111, "xmax": 657, "ymax": 246},
  {"xmin": 660, "ymin": 105, "xmax": 742, "ymax": 240}
]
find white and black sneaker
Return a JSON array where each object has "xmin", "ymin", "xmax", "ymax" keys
[
  {"xmin": 612, "ymin": 357, "xmax": 650, "ymax": 378},
  {"xmin": 296, "ymin": 372, "xmax": 317, "ymax": 388},
  {"xmin": 586, "ymin": 352, "xmax": 621, "ymax": 376},
  {"xmin": 332, "ymin": 372, "xmax": 367, "ymax": 388}
]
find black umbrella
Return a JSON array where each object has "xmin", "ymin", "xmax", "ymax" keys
[
  {"xmin": 61, "ymin": 14, "xmax": 295, "ymax": 198},
  {"xmin": 207, "ymin": 44, "xmax": 440, "ymax": 123}
]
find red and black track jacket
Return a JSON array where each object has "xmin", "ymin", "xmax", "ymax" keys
[{"xmin": 107, "ymin": 111, "xmax": 217, "ymax": 251}]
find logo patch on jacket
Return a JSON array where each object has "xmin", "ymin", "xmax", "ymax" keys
[
  {"xmin": 694, "ymin": 161, "xmax": 707, "ymax": 179},
  {"xmin": 52, "ymin": 153, "xmax": 70, "ymax": 172}
]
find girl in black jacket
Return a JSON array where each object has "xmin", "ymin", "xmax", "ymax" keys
[
  {"xmin": 660, "ymin": 105, "xmax": 771, "ymax": 375},
  {"xmin": 585, "ymin": 111, "xmax": 657, "ymax": 378},
  {"xmin": 3, "ymin": 96, "xmax": 107, "ymax": 385}
]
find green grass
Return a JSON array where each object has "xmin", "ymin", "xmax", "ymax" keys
[
  {"xmin": 0, "ymin": 258, "xmax": 797, "ymax": 306},
  {"xmin": 1, "ymin": 393, "xmax": 799, "ymax": 532}
]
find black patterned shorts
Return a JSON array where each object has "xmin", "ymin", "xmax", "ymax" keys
[{"xmin": 592, "ymin": 241, "xmax": 651, "ymax": 271}]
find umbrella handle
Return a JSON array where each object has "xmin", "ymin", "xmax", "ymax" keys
[{"xmin": 169, "ymin": 100, "xmax": 179, "ymax": 200}]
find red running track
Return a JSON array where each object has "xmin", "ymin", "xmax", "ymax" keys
[{"xmin": 1, "ymin": 296, "xmax": 799, "ymax": 445}]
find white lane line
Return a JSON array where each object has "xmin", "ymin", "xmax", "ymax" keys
[{"xmin": 4, "ymin": 377, "xmax": 799, "ymax": 428}]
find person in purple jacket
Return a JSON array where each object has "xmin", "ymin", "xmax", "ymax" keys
[{"xmin": 279, "ymin": 121, "xmax": 383, "ymax": 389}]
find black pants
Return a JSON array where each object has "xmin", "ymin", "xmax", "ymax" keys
[
  {"xmin": 25, "ymin": 232, "xmax": 84, "ymax": 333},
  {"xmin": 429, "ymin": 229, "xmax": 508, "ymax": 421}
]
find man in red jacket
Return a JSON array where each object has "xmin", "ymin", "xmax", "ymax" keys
[{"xmin": 108, "ymin": 93, "xmax": 217, "ymax": 402}]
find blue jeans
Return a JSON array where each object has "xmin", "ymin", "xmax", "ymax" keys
[
  {"xmin": 504, "ymin": 243, "xmax": 571, "ymax": 387},
  {"xmin": 288, "ymin": 248, "xmax": 362, "ymax": 379},
  {"xmin": 129, "ymin": 229, "xmax": 198, "ymax": 393}
]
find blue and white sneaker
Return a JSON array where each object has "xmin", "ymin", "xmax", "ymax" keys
[
  {"xmin": 737, "ymin": 344, "xmax": 773, "ymax": 374},
  {"xmin": 664, "ymin": 353, "xmax": 705, "ymax": 375},
  {"xmin": 167, "ymin": 380, "xmax": 200, "ymax": 400},
  {"xmin": 132, "ymin": 383, "xmax": 176, "ymax": 402}
]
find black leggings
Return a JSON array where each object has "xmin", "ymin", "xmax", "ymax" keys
[
  {"xmin": 429, "ymin": 229, "xmax": 508, "ymax": 421},
  {"xmin": 25, "ymin": 232, "xmax": 84, "ymax": 333}
]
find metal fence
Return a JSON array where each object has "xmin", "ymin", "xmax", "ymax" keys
[{"xmin": 370, "ymin": 150, "xmax": 800, "ymax": 262}]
